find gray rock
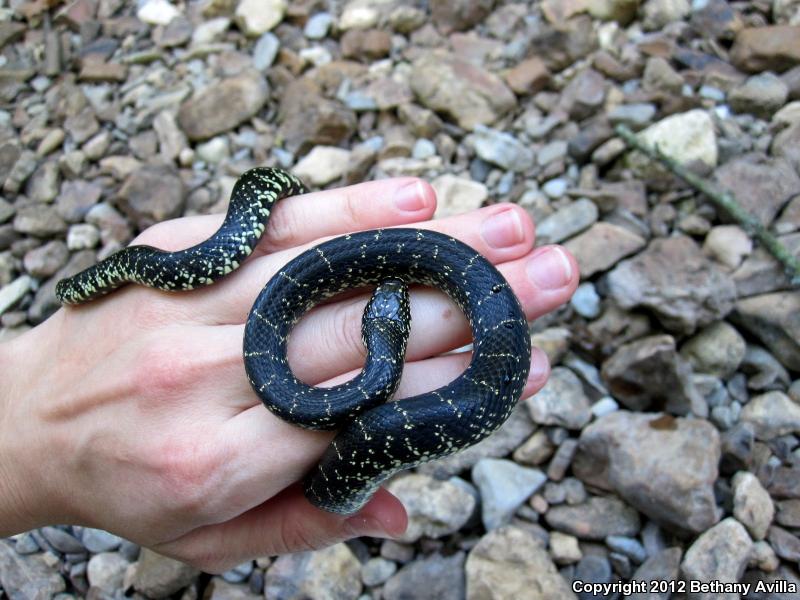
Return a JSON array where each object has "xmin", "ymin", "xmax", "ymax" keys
[
  {"xmin": 13, "ymin": 203, "xmax": 68, "ymax": 236},
  {"xmin": 304, "ymin": 12, "xmax": 333, "ymax": 39},
  {"xmin": 565, "ymin": 222, "xmax": 646, "ymax": 278},
  {"xmin": 526, "ymin": 367, "xmax": 592, "ymax": 430},
  {"xmin": 40, "ymin": 527, "xmax": 85, "ymax": 553},
  {"xmin": 0, "ymin": 275, "xmax": 33, "ymax": 315},
  {"xmin": 420, "ymin": 402, "xmax": 534, "ymax": 478},
  {"xmin": 4, "ymin": 150, "xmax": 37, "ymax": 194},
  {"xmin": 536, "ymin": 198, "xmax": 598, "ymax": 245},
  {"xmin": 681, "ymin": 518, "xmax": 753, "ymax": 600},
  {"xmin": 608, "ymin": 103, "xmax": 657, "ymax": 129},
  {"xmin": 361, "ymin": 557, "xmax": 396, "ymax": 587},
  {"xmin": 118, "ymin": 165, "xmax": 185, "ymax": 230},
  {"xmin": 86, "ymin": 551, "xmax": 129, "ymax": 592},
  {"xmin": 542, "ymin": 178, "xmax": 568, "ymax": 198},
  {"xmin": 55, "ymin": 180, "xmax": 103, "ymax": 223},
  {"xmin": 131, "ymin": 548, "xmax": 200, "ymax": 598},
  {"xmin": 221, "ymin": 560, "xmax": 253, "ymax": 584},
  {"xmin": 776, "ymin": 499, "xmax": 800, "ymax": 528},
  {"xmin": 732, "ymin": 471, "xmax": 774, "ymax": 540},
  {"xmin": 606, "ymin": 535, "xmax": 647, "ymax": 564},
  {"xmin": 205, "ymin": 578, "xmax": 261, "ymax": 599},
  {"xmin": 729, "ymin": 73, "xmax": 789, "ymax": 119},
  {"xmin": 81, "ymin": 528, "xmax": 123, "ymax": 553},
  {"xmin": 472, "ymin": 125, "xmax": 534, "ymax": 172},
  {"xmin": 178, "ymin": 71, "xmax": 269, "ymax": 141},
  {"xmin": 430, "ymin": 0, "xmax": 494, "ymax": 33},
  {"xmin": 572, "ymin": 412, "xmax": 721, "ymax": 534},
  {"xmin": 607, "ymin": 235, "xmax": 736, "ymax": 335},
  {"xmin": 466, "ymin": 526, "xmax": 577, "ymax": 600},
  {"xmin": 512, "ymin": 429, "xmax": 555, "ymax": 466},
  {"xmin": 642, "ymin": 56, "xmax": 685, "ymax": 95},
  {"xmin": 741, "ymin": 345, "xmax": 791, "ymax": 391},
  {"xmin": 265, "ymin": 543, "xmax": 361, "ymax": 600},
  {"xmin": 383, "ymin": 552, "xmax": 464, "ymax": 600},
  {"xmin": 768, "ymin": 525, "xmax": 800, "ymax": 562},
  {"xmin": 410, "ymin": 51, "xmax": 516, "ymax": 130},
  {"xmin": 26, "ymin": 160, "xmax": 60, "ymax": 203},
  {"xmin": 574, "ymin": 555, "xmax": 612, "ymax": 600},
  {"xmin": 0, "ymin": 539, "xmax": 66, "ymax": 599},
  {"xmin": 626, "ymin": 547, "xmax": 682, "ymax": 600},
  {"xmin": 67, "ymin": 223, "xmax": 100, "ymax": 250},
  {"xmin": 537, "ymin": 140, "xmax": 568, "ymax": 166},
  {"xmin": 740, "ymin": 391, "xmax": 800, "ymax": 440},
  {"xmin": 472, "ymin": 458, "xmax": 546, "ymax": 530},
  {"xmin": 253, "ymin": 32, "xmax": 280, "ymax": 71},
  {"xmin": 0, "ymin": 197, "xmax": 13, "ymax": 224},
  {"xmin": 680, "ymin": 321, "xmax": 747, "ymax": 379},
  {"xmin": 560, "ymin": 69, "xmax": 607, "ymax": 121},
  {"xmin": 735, "ymin": 291, "xmax": 800, "ymax": 372},
  {"xmin": 385, "ymin": 474, "xmax": 476, "ymax": 542},
  {"xmin": 601, "ymin": 335, "xmax": 706, "ymax": 417},
  {"xmin": 570, "ymin": 282, "xmax": 602, "ymax": 319},
  {"xmin": 545, "ymin": 495, "xmax": 640, "ymax": 540}
]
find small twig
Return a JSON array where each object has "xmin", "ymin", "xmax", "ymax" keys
[{"xmin": 615, "ymin": 124, "xmax": 800, "ymax": 286}]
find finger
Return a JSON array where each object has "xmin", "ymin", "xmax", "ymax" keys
[
  {"xmin": 155, "ymin": 485, "xmax": 407, "ymax": 573},
  {"xmin": 188, "ymin": 202, "xmax": 537, "ymax": 324},
  {"xmin": 132, "ymin": 177, "xmax": 436, "ymax": 255}
]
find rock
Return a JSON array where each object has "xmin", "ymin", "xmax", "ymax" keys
[
  {"xmin": 773, "ymin": 121, "xmax": 800, "ymax": 176},
  {"xmin": 137, "ymin": 0, "xmax": 181, "ymax": 26},
  {"xmin": 195, "ymin": 136, "xmax": 230, "ymax": 164},
  {"xmin": 601, "ymin": 334, "xmax": 705, "ymax": 416},
  {"xmin": 131, "ymin": 548, "xmax": 200, "ymax": 598},
  {"xmin": 526, "ymin": 367, "xmax": 591, "ymax": 429},
  {"xmin": 67, "ymin": 223, "xmax": 100, "ymax": 250},
  {"xmin": 715, "ymin": 154, "xmax": 800, "ymax": 227},
  {"xmin": 560, "ymin": 69, "xmax": 607, "ymax": 121},
  {"xmin": 731, "ymin": 26, "xmax": 800, "ymax": 73},
  {"xmin": 465, "ymin": 526, "xmax": 577, "ymax": 600},
  {"xmin": 431, "ymin": 174, "xmax": 488, "ymax": 219},
  {"xmin": 734, "ymin": 291, "xmax": 800, "ymax": 372},
  {"xmin": 234, "ymin": 0, "xmax": 286, "ymax": 36},
  {"xmin": 550, "ymin": 531, "xmax": 582, "ymax": 564},
  {"xmin": 81, "ymin": 528, "xmax": 123, "ymax": 553},
  {"xmin": 205, "ymin": 578, "xmax": 261, "ymax": 599},
  {"xmin": 410, "ymin": 52, "xmax": 516, "ymax": 130},
  {"xmin": 564, "ymin": 222, "xmax": 645, "ymax": 278},
  {"xmin": 361, "ymin": 557, "xmax": 396, "ymax": 587},
  {"xmin": 572, "ymin": 411, "xmax": 721, "ymax": 534},
  {"xmin": 571, "ymin": 282, "xmax": 601, "ymax": 319},
  {"xmin": 574, "ymin": 555, "xmax": 613, "ymax": 599},
  {"xmin": 56, "ymin": 180, "xmax": 103, "ymax": 223},
  {"xmin": 471, "ymin": 126, "xmax": 534, "ymax": 172},
  {"xmin": 0, "ymin": 539, "xmax": 66, "ymax": 599},
  {"xmin": 265, "ymin": 543, "xmax": 361, "ymax": 600},
  {"xmin": 505, "ymin": 57, "xmax": 550, "ymax": 95},
  {"xmin": 703, "ymin": 225, "xmax": 753, "ymax": 269},
  {"xmin": 681, "ymin": 518, "xmax": 753, "ymax": 600},
  {"xmin": 768, "ymin": 525, "xmax": 800, "ymax": 562},
  {"xmin": 13, "ymin": 203, "xmax": 68, "ymax": 236},
  {"xmin": 608, "ymin": 103, "xmax": 657, "ymax": 130},
  {"xmin": 680, "ymin": 321, "xmax": 746, "ymax": 379},
  {"xmin": 430, "ymin": 0, "xmax": 495, "ymax": 33},
  {"xmin": 0, "ymin": 276, "xmax": 29, "ymax": 316},
  {"xmin": 384, "ymin": 552, "xmax": 465, "ymax": 600},
  {"xmin": 642, "ymin": 0, "xmax": 690, "ymax": 29},
  {"xmin": 626, "ymin": 547, "xmax": 682, "ymax": 600},
  {"xmin": 385, "ymin": 474, "xmax": 476, "ymax": 542},
  {"xmin": 642, "ymin": 56, "xmax": 684, "ymax": 95},
  {"xmin": 278, "ymin": 78, "xmax": 356, "ymax": 155},
  {"xmin": 292, "ymin": 146, "xmax": 351, "ymax": 187},
  {"xmin": 23, "ymin": 240, "xmax": 68, "ymax": 278},
  {"xmin": 118, "ymin": 165, "xmax": 184, "ymax": 230},
  {"xmin": 729, "ymin": 73, "xmax": 789, "ymax": 119},
  {"xmin": 304, "ymin": 12, "xmax": 333, "ymax": 39},
  {"xmin": 472, "ymin": 458, "xmax": 546, "ymax": 530},
  {"xmin": 607, "ymin": 235, "xmax": 736, "ymax": 335},
  {"xmin": 26, "ymin": 161, "xmax": 60, "ymax": 203},
  {"xmin": 253, "ymin": 32, "xmax": 280, "ymax": 71},
  {"xmin": 545, "ymin": 495, "xmax": 640, "ymax": 540},
  {"xmin": 536, "ymin": 199, "xmax": 598, "ymax": 245},
  {"xmin": 512, "ymin": 429, "xmax": 555, "ymax": 466},
  {"xmin": 178, "ymin": 71, "xmax": 269, "ymax": 141},
  {"xmin": 732, "ymin": 471, "xmax": 774, "ymax": 541},
  {"xmin": 87, "ymin": 552, "xmax": 129, "ymax": 592},
  {"xmin": 339, "ymin": 0, "xmax": 384, "ymax": 30},
  {"xmin": 40, "ymin": 526, "xmax": 85, "ymax": 553},
  {"xmin": 631, "ymin": 110, "xmax": 717, "ymax": 179},
  {"xmin": 740, "ymin": 391, "xmax": 800, "ymax": 440},
  {"xmin": 606, "ymin": 535, "xmax": 647, "ymax": 564}
]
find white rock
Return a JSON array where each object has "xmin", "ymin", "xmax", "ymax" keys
[
  {"xmin": 196, "ymin": 136, "xmax": 230, "ymax": 164},
  {"xmin": 191, "ymin": 17, "xmax": 231, "ymax": 46},
  {"xmin": 636, "ymin": 109, "xmax": 718, "ymax": 170},
  {"xmin": 292, "ymin": 146, "xmax": 352, "ymax": 186},
  {"xmin": 235, "ymin": 0, "xmax": 287, "ymax": 36},
  {"xmin": 0, "ymin": 275, "xmax": 33, "ymax": 315},
  {"xmin": 549, "ymin": 531, "xmax": 582, "ymax": 565},
  {"xmin": 136, "ymin": 0, "xmax": 180, "ymax": 26},
  {"xmin": 732, "ymin": 471, "xmax": 774, "ymax": 541},
  {"xmin": 340, "ymin": 0, "xmax": 387, "ymax": 29},
  {"xmin": 431, "ymin": 174, "xmax": 488, "ymax": 219},
  {"xmin": 67, "ymin": 223, "xmax": 100, "ymax": 250},
  {"xmin": 703, "ymin": 225, "xmax": 753, "ymax": 269}
]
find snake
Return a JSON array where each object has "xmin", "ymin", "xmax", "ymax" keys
[{"xmin": 56, "ymin": 167, "xmax": 531, "ymax": 515}]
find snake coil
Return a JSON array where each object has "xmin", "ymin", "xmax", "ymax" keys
[{"xmin": 56, "ymin": 167, "xmax": 531, "ymax": 514}]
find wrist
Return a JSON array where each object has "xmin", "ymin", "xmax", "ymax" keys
[{"xmin": 0, "ymin": 334, "xmax": 44, "ymax": 535}]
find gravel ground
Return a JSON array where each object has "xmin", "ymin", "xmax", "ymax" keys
[{"xmin": 1, "ymin": 0, "xmax": 800, "ymax": 599}]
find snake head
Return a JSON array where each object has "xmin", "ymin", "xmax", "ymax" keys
[{"xmin": 363, "ymin": 278, "xmax": 411, "ymax": 334}]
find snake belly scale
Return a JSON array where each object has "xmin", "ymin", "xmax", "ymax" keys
[{"xmin": 56, "ymin": 167, "xmax": 531, "ymax": 515}]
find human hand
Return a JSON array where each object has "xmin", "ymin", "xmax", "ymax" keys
[{"xmin": 0, "ymin": 176, "xmax": 578, "ymax": 571}]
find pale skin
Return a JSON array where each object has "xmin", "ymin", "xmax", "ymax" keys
[{"xmin": 0, "ymin": 177, "xmax": 578, "ymax": 572}]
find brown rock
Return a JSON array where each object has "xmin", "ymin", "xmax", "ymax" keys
[
  {"xmin": 341, "ymin": 29, "xmax": 391, "ymax": 61},
  {"xmin": 731, "ymin": 26, "xmax": 800, "ymax": 73},
  {"xmin": 431, "ymin": 0, "xmax": 496, "ymax": 34},
  {"xmin": 564, "ymin": 222, "xmax": 646, "ymax": 278},
  {"xmin": 178, "ymin": 70, "xmax": 269, "ymax": 141},
  {"xmin": 117, "ymin": 165, "xmax": 185, "ymax": 230},
  {"xmin": 601, "ymin": 334, "xmax": 706, "ymax": 417},
  {"xmin": 504, "ymin": 57, "xmax": 550, "ymax": 95},
  {"xmin": 410, "ymin": 51, "xmax": 516, "ymax": 130},
  {"xmin": 79, "ymin": 58, "xmax": 128, "ymax": 82},
  {"xmin": 772, "ymin": 122, "xmax": 800, "ymax": 175}
]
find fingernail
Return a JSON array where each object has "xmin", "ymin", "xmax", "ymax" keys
[
  {"xmin": 528, "ymin": 346, "xmax": 549, "ymax": 382},
  {"xmin": 394, "ymin": 180, "xmax": 427, "ymax": 212},
  {"xmin": 343, "ymin": 514, "xmax": 393, "ymax": 539},
  {"xmin": 527, "ymin": 246, "xmax": 572, "ymax": 290},
  {"xmin": 480, "ymin": 209, "xmax": 524, "ymax": 249}
]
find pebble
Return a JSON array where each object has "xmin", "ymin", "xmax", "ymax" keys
[
  {"xmin": 292, "ymin": 146, "xmax": 351, "ymax": 187},
  {"xmin": 472, "ymin": 125, "xmax": 534, "ymax": 172},
  {"xmin": 0, "ymin": 275, "xmax": 33, "ymax": 315},
  {"xmin": 265, "ymin": 544, "xmax": 361, "ymax": 600},
  {"xmin": 360, "ymin": 557, "xmax": 396, "ymax": 587},
  {"xmin": 535, "ymin": 198, "xmax": 598, "ymax": 245},
  {"xmin": 608, "ymin": 103, "xmax": 657, "ymax": 129},
  {"xmin": 304, "ymin": 13, "xmax": 334, "ymax": 39},
  {"xmin": 252, "ymin": 32, "xmax": 280, "ymax": 71},
  {"xmin": 542, "ymin": 178, "xmax": 569, "ymax": 199},
  {"xmin": 574, "ymin": 555, "xmax": 612, "ymax": 600},
  {"xmin": 732, "ymin": 471, "xmax": 774, "ymax": 541},
  {"xmin": 565, "ymin": 222, "xmax": 646, "ymax": 278},
  {"xmin": 729, "ymin": 72, "xmax": 789, "ymax": 119},
  {"xmin": 740, "ymin": 391, "xmax": 800, "ymax": 440},
  {"xmin": 571, "ymin": 282, "xmax": 601, "ymax": 319},
  {"xmin": 234, "ymin": 0, "xmax": 286, "ymax": 36},
  {"xmin": 472, "ymin": 458, "xmax": 546, "ymax": 530},
  {"xmin": 526, "ymin": 367, "xmax": 592, "ymax": 430},
  {"xmin": 431, "ymin": 174, "xmax": 488, "ymax": 219},
  {"xmin": 606, "ymin": 535, "xmax": 647, "ymax": 564},
  {"xmin": 86, "ymin": 552, "xmax": 129, "ymax": 592},
  {"xmin": 703, "ymin": 224, "xmax": 753, "ymax": 269},
  {"xmin": 550, "ymin": 531, "xmax": 582, "ymax": 564},
  {"xmin": 383, "ymin": 552, "xmax": 465, "ymax": 600},
  {"xmin": 80, "ymin": 529, "xmax": 122, "ymax": 553},
  {"xmin": 545, "ymin": 495, "xmax": 640, "ymax": 540},
  {"xmin": 680, "ymin": 321, "xmax": 746, "ymax": 380},
  {"xmin": 131, "ymin": 549, "xmax": 200, "ymax": 598},
  {"xmin": 137, "ymin": 0, "xmax": 181, "ymax": 26}
]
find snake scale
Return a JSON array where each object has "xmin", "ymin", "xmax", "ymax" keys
[{"xmin": 56, "ymin": 167, "xmax": 531, "ymax": 515}]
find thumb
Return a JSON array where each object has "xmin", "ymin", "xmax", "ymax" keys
[{"xmin": 154, "ymin": 484, "xmax": 408, "ymax": 573}]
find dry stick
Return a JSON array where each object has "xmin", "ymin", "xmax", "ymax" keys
[{"xmin": 614, "ymin": 124, "xmax": 800, "ymax": 287}]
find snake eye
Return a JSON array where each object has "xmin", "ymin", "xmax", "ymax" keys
[{"xmin": 491, "ymin": 284, "xmax": 502, "ymax": 293}]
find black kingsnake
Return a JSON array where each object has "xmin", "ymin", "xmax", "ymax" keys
[{"xmin": 56, "ymin": 167, "xmax": 531, "ymax": 514}]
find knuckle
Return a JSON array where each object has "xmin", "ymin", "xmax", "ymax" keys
[
  {"xmin": 265, "ymin": 203, "xmax": 303, "ymax": 249},
  {"xmin": 134, "ymin": 340, "xmax": 187, "ymax": 398},
  {"xmin": 331, "ymin": 299, "xmax": 368, "ymax": 362},
  {"xmin": 151, "ymin": 437, "xmax": 222, "ymax": 515},
  {"xmin": 340, "ymin": 191, "xmax": 363, "ymax": 232}
]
